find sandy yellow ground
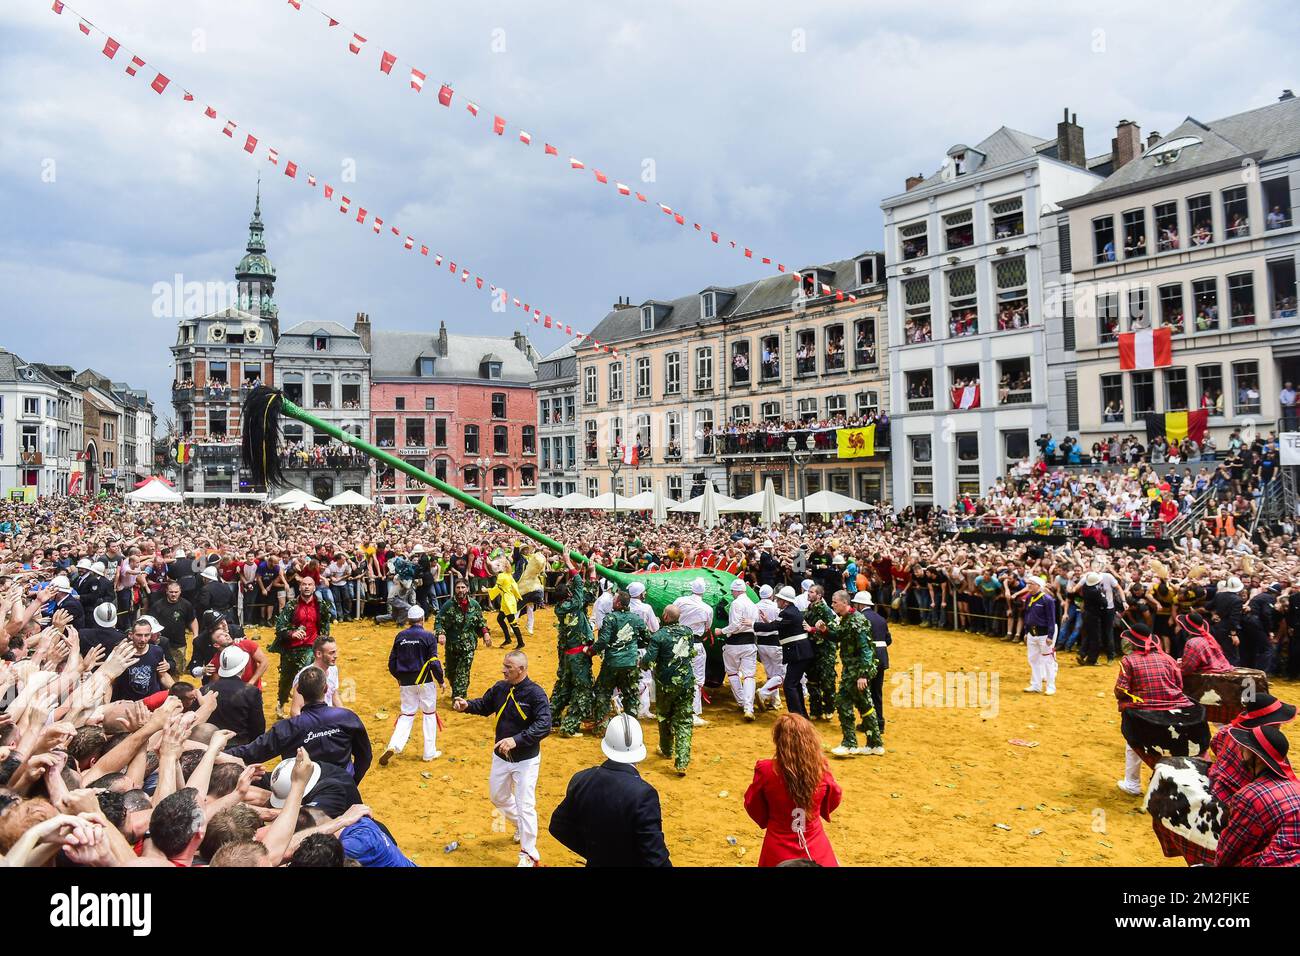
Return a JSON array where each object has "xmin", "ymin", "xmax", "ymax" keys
[{"xmin": 240, "ymin": 614, "xmax": 1295, "ymax": 867}]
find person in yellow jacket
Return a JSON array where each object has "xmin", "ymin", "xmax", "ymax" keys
[
  {"xmin": 516, "ymin": 543, "xmax": 548, "ymax": 637},
  {"xmin": 487, "ymin": 558, "xmax": 526, "ymax": 649}
]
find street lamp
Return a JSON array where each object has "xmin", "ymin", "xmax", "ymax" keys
[
  {"xmin": 787, "ymin": 433, "xmax": 816, "ymax": 525},
  {"xmin": 606, "ymin": 448, "xmax": 623, "ymax": 519}
]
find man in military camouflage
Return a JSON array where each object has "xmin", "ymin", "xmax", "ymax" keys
[
  {"xmin": 821, "ymin": 589, "xmax": 884, "ymax": 758},
  {"xmin": 640, "ymin": 604, "xmax": 696, "ymax": 775},
  {"xmin": 589, "ymin": 589, "xmax": 648, "ymax": 734},
  {"xmin": 436, "ymin": 578, "xmax": 491, "ymax": 699},
  {"xmin": 802, "ymin": 584, "xmax": 838, "ymax": 721},
  {"xmin": 272, "ymin": 576, "xmax": 333, "ymax": 718},
  {"xmin": 550, "ymin": 548, "xmax": 596, "ymax": 738}
]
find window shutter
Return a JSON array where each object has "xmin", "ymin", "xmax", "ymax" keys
[
  {"xmin": 1062, "ymin": 295, "xmax": 1076, "ymax": 352},
  {"xmin": 1058, "ymin": 222, "xmax": 1072, "ymax": 274},
  {"xmin": 1065, "ymin": 374, "xmax": 1079, "ymax": 432}
]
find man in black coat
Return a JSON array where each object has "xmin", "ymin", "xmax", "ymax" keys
[
  {"xmin": 46, "ymin": 575, "xmax": 85, "ymax": 631},
  {"xmin": 1211, "ymin": 577, "xmax": 1245, "ymax": 666},
  {"xmin": 757, "ymin": 586, "xmax": 813, "ymax": 717},
  {"xmin": 202, "ymin": 645, "xmax": 266, "ymax": 746},
  {"xmin": 855, "ymin": 590, "xmax": 892, "ymax": 733},
  {"xmin": 549, "ymin": 714, "xmax": 670, "ymax": 867}
]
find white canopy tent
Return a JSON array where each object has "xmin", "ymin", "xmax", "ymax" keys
[
  {"xmin": 796, "ymin": 489, "xmax": 876, "ymax": 514},
  {"xmin": 719, "ymin": 488, "xmax": 799, "ymax": 515},
  {"xmin": 552, "ymin": 491, "xmax": 599, "ymax": 510},
  {"xmin": 510, "ymin": 493, "xmax": 562, "ymax": 511},
  {"xmin": 282, "ymin": 500, "xmax": 332, "ymax": 512},
  {"xmin": 670, "ymin": 488, "xmax": 738, "ymax": 513},
  {"xmin": 125, "ymin": 478, "xmax": 183, "ymax": 505},
  {"xmin": 697, "ymin": 481, "xmax": 721, "ymax": 530},
  {"xmin": 588, "ymin": 490, "xmax": 655, "ymax": 511},
  {"xmin": 651, "ymin": 483, "xmax": 669, "ymax": 526},
  {"xmin": 324, "ymin": 489, "xmax": 374, "ymax": 507},
  {"xmin": 269, "ymin": 488, "xmax": 322, "ymax": 508}
]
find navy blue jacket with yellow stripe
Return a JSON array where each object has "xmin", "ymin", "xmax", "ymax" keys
[
  {"xmin": 464, "ymin": 677, "xmax": 551, "ymax": 762},
  {"xmin": 388, "ymin": 625, "xmax": 444, "ymax": 686}
]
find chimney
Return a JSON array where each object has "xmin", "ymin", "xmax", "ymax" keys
[
  {"xmin": 512, "ymin": 330, "xmax": 528, "ymax": 353},
  {"xmin": 437, "ymin": 320, "xmax": 449, "ymax": 358},
  {"xmin": 1146, "ymin": 130, "xmax": 1162, "ymax": 150},
  {"xmin": 1280, "ymin": 89, "xmax": 1295, "ymax": 101},
  {"xmin": 352, "ymin": 311, "xmax": 371, "ymax": 354},
  {"xmin": 904, "ymin": 174, "xmax": 926, "ymax": 191},
  {"xmin": 612, "ymin": 296, "xmax": 636, "ymax": 311},
  {"xmin": 1111, "ymin": 119, "xmax": 1142, "ymax": 171},
  {"xmin": 1056, "ymin": 108, "xmax": 1087, "ymax": 169}
]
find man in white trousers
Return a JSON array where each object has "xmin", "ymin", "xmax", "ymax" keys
[
  {"xmin": 591, "ymin": 579, "xmax": 615, "ymax": 633},
  {"xmin": 1020, "ymin": 576, "xmax": 1059, "ymax": 696},
  {"xmin": 628, "ymin": 582, "xmax": 661, "ymax": 716},
  {"xmin": 719, "ymin": 578, "xmax": 759, "ymax": 721},
  {"xmin": 454, "ymin": 650, "xmax": 552, "ymax": 867},
  {"xmin": 676, "ymin": 580, "xmax": 717, "ymax": 728},
  {"xmin": 669, "ymin": 578, "xmax": 715, "ymax": 727},
  {"xmin": 754, "ymin": 584, "xmax": 785, "ymax": 712},
  {"xmin": 379, "ymin": 607, "xmax": 445, "ymax": 765}
]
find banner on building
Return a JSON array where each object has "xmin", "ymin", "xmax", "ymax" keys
[
  {"xmin": 1281, "ymin": 432, "xmax": 1300, "ymax": 466},
  {"xmin": 836, "ymin": 425, "xmax": 875, "ymax": 459}
]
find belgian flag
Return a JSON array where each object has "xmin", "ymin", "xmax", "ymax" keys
[{"xmin": 1145, "ymin": 409, "xmax": 1208, "ymax": 445}]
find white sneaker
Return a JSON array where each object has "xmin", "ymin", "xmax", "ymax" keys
[
  {"xmin": 1022, "ymin": 686, "xmax": 1041, "ymax": 693},
  {"xmin": 869, "ymin": 746, "xmax": 886, "ymax": 756},
  {"xmin": 512, "ymin": 830, "xmax": 521, "ymax": 844},
  {"xmin": 830, "ymin": 745, "xmax": 853, "ymax": 757},
  {"xmin": 850, "ymin": 747, "xmax": 871, "ymax": 756},
  {"xmin": 516, "ymin": 853, "xmax": 537, "ymax": 867},
  {"xmin": 743, "ymin": 711, "xmax": 755, "ymax": 722},
  {"xmin": 1045, "ymin": 687, "xmax": 1056, "ymax": 696},
  {"xmin": 1116, "ymin": 779, "xmax": 1143, "ymax": 797},
  {"xmin": 692, "ymin": 716, "xmax": 708, "ymax": 727},
  {"xmin": 424, "ymin": 750, "xmax": 443, "ymax": 761}
]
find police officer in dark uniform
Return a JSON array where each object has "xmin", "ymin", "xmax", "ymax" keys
[
  {"xmin": 1211, "ymin": 577, "xmax": 1245, "ymax": 666},
  {"xmin": 855, "ymin": 590, "xmax": 892, "ymax": 732},
  {"xmin": 757, "ymin": 586, "xmax": 812, "ymax": 717}
]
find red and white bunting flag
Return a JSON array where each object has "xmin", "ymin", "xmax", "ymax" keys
[
  {"xmin": 338, "ymin": 195, "xmax": 350, "ymax": 212},
  {"xmin": 307, "ymin": 174, "xmax": 317, "ymax": 186},
  {"xmin": 356, "ymin": 207, "xmax": 367, "ymax": 223},
  {"xmin": 435, "ymin": 255, "xmax": 443, "ymax": 266},
  {"xmin": 518, "ymin": 131, "xmax": 531, "ymax": 145},
  {"xmin": 150, "ymin": 72, "xmax": 170, "ymax": 94},
  {"xmin": 635, "ymin": 192, "xmax": 647, "ymax": 202},
  {"xmin": 328, "ymin": 17, "xmax": 339, "ymax": 26},
  {"xmin": 243, "ymin": 134, "xmax": 258, "ymax": 153},
  {"xmin": 729, "ymin": 241, "xmax": 737, "ymax": 248},
  {"xmin": 761, "ymin": 256, "xmax": 770, "ymax": 264},
  {"xmin": 204, "ymin": 105, "xmax": 217, "ymax": 119},
  {"xmin": 951, "ymin": 384, "xmax": 981, "ymax": 410},
  {"xmin": 743, "ymin": 248, "xmax": 752, "ymax": 258},
  {"xmin": 674, "ymin": 213, "xmax": 685, "ymax": 225},
  {"xmin": 410, "ymin": 68, "xmax": 426, "ymax": 92},
  {"xmin": 287, "ymin": 0, "xmax": 301, "ymax": 9},
  {"xmin": 52, "ymin": 1, "xmax": 64, "ymax": 13},
  {"xmin": 391, "ymin": 225, "xmax": 400, "ymax": 236},
  {"xmin": 183, "ymin": 90, "xmax": 194, "ymax": 101},
  {"xmin": 450, "ymin": 262, "xmax": 457, "ymax": 273},
  {"xmin": 373, "ymin": 217, "xmax": 383, "ymax": 233},
  {"xmin": 284, "ymin": 161, "xmax": 298, "ymax": 178},
  {"xmin": 1118, "ymin": 326, "xmax": 1172, "ymax": 370},
  {"xmin": 461, "ymin": 270, "xmax": 469, "ymax": 282},
  {"xmin": 821, "ymin": 283, "xmax": 831, "ymax": 294},
  {"xmin": 543, "ymin": 315, "xmax": 553, "ymax": 328},
  {"xmin": 222, "ymin": 120, "xmax": 237, "ymax": 136},
  {"xmin": 835, "ymin": 291, "xmax": 845, "ymax": 302},
  {"xmin": 533, "ymin": 311, "xmax": 540, "ymax": 322},
  {"xmin": 710, "ymin": 231, "xmax": 719, "ymax": 243},
  {"xmin": 621, "ymin": 441, "xmax": 639, "ymax": 467},
  {"xmin": 379, "ymin": 51, "xmax": 396, "ymax": 74},
  {"xmin": 564, "ymin": 325, "xmax": 572, "ymax": 335},
  {"xmin": 569, "ymin": 157, "xmax": 584, "ymax": 169},
  {"xmin": 102, "ymin": 37, "xmax": 120, "ymax": 58},
  {"xmin": 694, "ymin": 223, "xmax": 701, "ymax": 231},
  {"xmin": 349, "ymin": 33, "xmax": 366, "ymax": 54},
  {"xmin": 544, "ymin": 144, "xmax": 557, "ymax": 156},
  {"xmin": 126, "ymin": 56, "xmax": 145, "ymax": 76},
  {"xmin": 593, "ymin": 170, "xmax": 608, "ymax": 184},
  {"xmin": 79, "ymin": 19, "xmax": 90, "ymax": 35},
  {"xmin": 658, "ymin": 203, "xmax": 672, "ymax": 214},
  {"xmin": 324, "ymin": 184, "xmax": 334, "ymax": 199},
  {"xmin": 267, "ymin": 147, "xmax": 279, "ymax": 165},
  {"xmin": 433, "ymin": 84, "xmax": 452, "ymax": 106},
  {"xmin": 420, "ymin": 245, "xmax": 429, "ymax": 256},
  {"xmin": 404, "ymin": 236, "xmax": 414, "ymax": 250},
  {"xmin": 616, "ymin": 182, "xmax": 630, "ymax": 196},
  {"xmin": 777, "ymin": 264, "xmax": 786, "ymax": 272},
  {"xmin": 513, "ymin": 298, "xmax": 521, "ymax": 307},
  {"xmin": 475, "ymin": 277, "xmax": 484, "ymax": 289},
  {"xmin": 492, "ymin": 115, "xmax": 505, "ymax": 135}
]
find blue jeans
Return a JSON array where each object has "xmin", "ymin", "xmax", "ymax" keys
[
  {"xmin": 914, "ymin": 589, "xmax": 932, "ymax": 624},
  {"xmin": 1058, "ymin": 605, "xmax": 1081, "ymax": 651},
  {"xmin": 930, "ymin": 592, "xmax": 946, "ymax": 628},
  {"xmin": 318, "ymin": 586, "xmax": 337, "ymax": 616}
]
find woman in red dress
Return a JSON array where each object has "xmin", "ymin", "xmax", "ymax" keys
[{"xmin": 744, "ymin": 714, "xmax": 843, "ymax": 866}]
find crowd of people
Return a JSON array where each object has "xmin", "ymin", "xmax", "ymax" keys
[{"xmin": 0, "ymin": 425, "xmax": 1296, "ymax": 868}]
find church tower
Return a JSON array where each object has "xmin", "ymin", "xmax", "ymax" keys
[{"xmin": 235, "ymin": 180, "xmax": 279, "ymax": 337}]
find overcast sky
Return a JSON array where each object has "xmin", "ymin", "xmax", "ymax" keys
[{"xmin": 1, "ymin": 0, "xmax": 1296, "ymax": 423}]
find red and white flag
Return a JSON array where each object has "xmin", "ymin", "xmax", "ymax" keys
[
  {"xmin": 616, "ymin": 182, "xmax": 630, "ymax": 196},
  {"xmin": 710, "ymin": 231, "xmax": 719, "ymax": 243},
  {"xmin": 951, "ymin": 384, "xmax": 981, "ymax": 409},
  {"xmin": 1118, "ymin": 326, "xmax": 1172, "ymax": 370},
  {"xmin": 404, "ymin": 236, "xmax": 414, "ymax": 250},
  {"xmin": 593, "ymin": 170, "xmax": 608, "ymax": 184},
  {"xmin": 391, "ymin": 225, "xmax": 400, "ymax": 236},
  {"xmin": 544, "ymin": 315, "xmax": 553, "ymax": 328},
  {"xmin": 52, "ymin": 1, "xmax": 64, "ymax": 13},
  {"xmin": 373, "ymin": 217, "xmax": 383, "ymax": 233},
  {"xmin": 635, "ymin": 192, "xmax": 647, "ymax": 202},
  {"xmin": 338, "ymin": 195, "xmax": 350, "ymax": 213},
  {"xmin": 544, "ymin": 144, "xmax": 557, "ymax": 156},
  {"xmin": 267, "ymin": 147, "xmax": 279, "ymax": 165},
  {"xmin": 150, "ymin": 72, "xmax": 169, "ymax": 94},
  {"xmin": 492, "ymin": 115, "xmax": 505, "ymax": 135},
  {"xmin": 349, "ymin": 33, "xmax": 366, "ymax": 54},
  {"xmin": 461, "ymin": 270, "xmax": 470, "ymax": 282},
  {"xmin": 420, "ymin": 245, "xmax": 429, "ymax": 256},
  {"xmin": 243, "ymin": 134, "xmax": 258, "ymax": 153},
  {"xmin": 466, "ymin": 101, "xmax": 479, "ymax": 117},
  {"xmin": 284, "ymin": 161, "xmax": 298, "ymax": 178},
  {"xmin": 102, "ymin": 37, "xmax": 120, "ymax": 58},
  {"xmin": 204, "ymin": 105, "xmax": 217, "ymax": 119},
  {"xmin": 658, "ymin": 203, "xmax": 672, "ymax": 215},
  {"xmin": 475, "ymin": 277, "xmax": 484, "ymax": 289},
  {"xmin": 307, "ymin": 174, "xmax": 317, "ymax": 186},
  {"xmin": 674, "ymin": 213, "xmax": 685, "ymax": 225},
  {"xmin": 437, "ymin": 84, "xmax": 453, "ymax": 106},
  {"xmin": 79, "ymin": 19, "xmax": 90, "ymax": 35},
  {"xmin": 410, "ymin": 68, "xmax": 426, "ymax": 92},
  {"xmin": 356, "ymin": 207, "xmax": 367, "ymax": 223},
  {"xmin": 287, "ymin": 0, "xmax": 301, "ymax": 9},
  {"xmin": 518, "ymin": 131, "xmax": 531, "ymax": 145},
  {"xmin": 436, "ymin": 256, "xmax": 444, "ymax": 266},
  {"xmin": 619, "ymin": 441, "xmax": 638, "ymax": 467},
  {"xmin": 379, "ymin": 51, "xmax": 396, "ymax": 74},
  {"xmin": 183, "ymin": 90, "xmax": 194, "ymax": 101},
  {"xmin": 569, "ymin": 157, "xmax": 584, "ymax": 169},
  {"xmin": 126, "ymin": 56, "xmax": 145, "ymax": 76},
  {"xmin": 324, "ymin": 184, "xmax": 334, "ymax": 199},
  {"xmin": 222, "ymin": 120, "xmax": 237, "ymax": 137}
]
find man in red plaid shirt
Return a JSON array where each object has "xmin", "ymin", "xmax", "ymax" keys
[
  {"xmin": 1177, "ymin": 613, "xmax": 1233, "ymax": 676},
  {"xmin": 1216, "ymin": 724, "xmax": 1300, "ymax": 867},
  {"xmin": 1208, "ymin": 694, "xmax": 1296, "ymax": 801},
  {"xmin": 1115, "ymin": 625, "xmax": 1201, "ymax": 796}
]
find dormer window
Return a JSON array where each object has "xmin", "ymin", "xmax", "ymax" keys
[
  {"xmin": 953, "ymin": 151, "xmax": 967, "ymax": 175},
  {"xmin": 800, "ymin": 272, "xmax": 818, "ymax": 298},
  {"xmin": 418, "ymin": 357, "xmax": 436, "ymax": 377},
  {"xmin": 641, "ymin": 307, "xmax": 654, "ymax": 332},
  {"xmin": 488, "ymin": 362, "xmax": 502, "ymax": 379},
  {"xmin": 314, "ymin": 336, "xmax": 328, "ymax": 351},
  {"xmin": 701, "ymin": 293, "xmax": 716, "ymax": 320},
  {"xmin": 855, "ymin": 257, "xmax": 877, "ymax": 287}
]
